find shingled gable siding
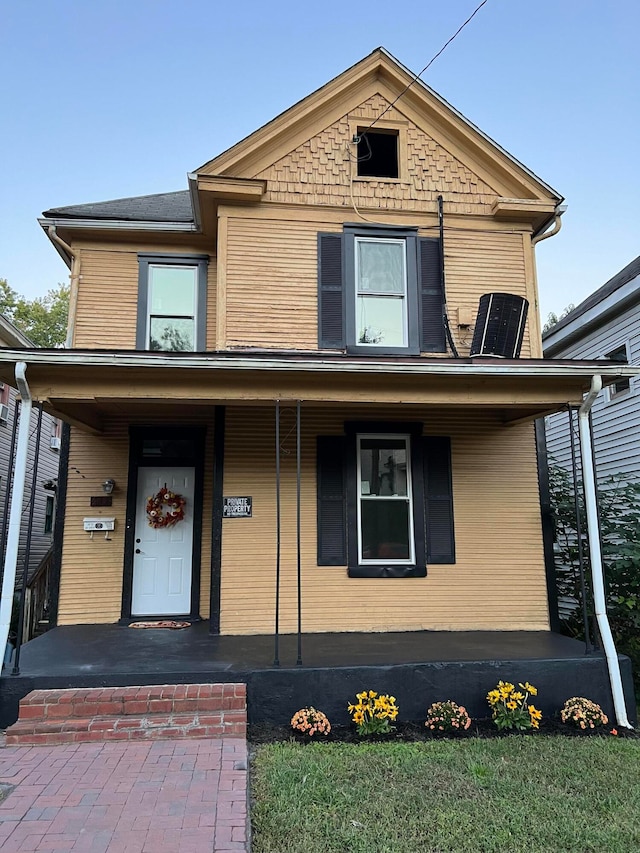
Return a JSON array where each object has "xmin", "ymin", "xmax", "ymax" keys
[
  {"xmin": 70, "ymin": 246, "xmax": 217, "ymax": 350},
  {"xmin": 219, "ymin": 405, "xmax": 549, "ymax": 636}
]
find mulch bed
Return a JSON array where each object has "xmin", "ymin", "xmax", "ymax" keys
[{"xmin": 249, "ymin": 718, "xmax": 636, "ymax": 744}]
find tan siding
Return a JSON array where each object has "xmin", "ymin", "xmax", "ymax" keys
[
  {"xmin": 219, "ymin": 405, "xmax": 549, "ymax": 635},
  {"xmin": 255, "ymin": 94, "xmax": 500, "ymax": 214},
  {"xmin": 58, "ymin": 413, "xmax": 214, "ymax": 625},
  {"xmin": 71, "ymin": 245, "xmax": 216, "ymax": 351},
  {"xmin": 224, "ymin": 215, "xmax": 532, "ymax": 355}
]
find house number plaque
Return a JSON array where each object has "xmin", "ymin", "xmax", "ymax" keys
[{"xmin": 223, "ymin": 496, "xmax": 252, "ymax": 518}]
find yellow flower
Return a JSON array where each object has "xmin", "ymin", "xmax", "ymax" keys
[
  {"xmin": 353, "ymin": 710, "xmax": 364, "ymax": 724},
  {"xmin": 512, "ymin": 692, "xmax": 524, "ymax": 702},
  {"xmin": 368, "ymin": 690, "xmax": 377, "ymax": 699},
  {"xmin": 520, "ymin": 682, "xmax": 538, "ymax": 696},
  {"xmin": 356, "ymin": 692, "xmax": 367, "ymax": 701},
  {"xmin": 506, "ymin": 700, "xmax": 517, "ymax": 710},
  {"xmin": 529, "ymin": 705, "xmax": 542, "ymax": 720}
]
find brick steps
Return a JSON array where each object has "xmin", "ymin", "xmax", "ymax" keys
[{"xmin": 5, "ymin": 683, "xmax": 246, "ymax": 746}]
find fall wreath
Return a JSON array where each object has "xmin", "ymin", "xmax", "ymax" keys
[{"xmin": 146, "ymin": 485, "xmax": 186, "ymax": 529}]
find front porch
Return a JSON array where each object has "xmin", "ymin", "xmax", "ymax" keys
[{"xmin": 1, "ymin": 623, "xmax": 635, "ymax": 729}]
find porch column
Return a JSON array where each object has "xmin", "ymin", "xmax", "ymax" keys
[{"xmin": 0, "ymin": 363, "xmax": 33, "ymax": 672}]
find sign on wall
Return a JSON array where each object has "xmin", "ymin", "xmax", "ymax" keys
[{"xmin": 223, "ymin": 496, "xmax": 252, "ymax": 518}]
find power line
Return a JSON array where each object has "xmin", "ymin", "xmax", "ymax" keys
[{"xmin": 357, "ymin": 0, "xmax": 489, "ymax": 138}]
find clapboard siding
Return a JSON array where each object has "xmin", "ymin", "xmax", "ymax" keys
[
  {"xmin": 0, "ymin": 388, "xmax": 60, "ymax": 590},
  {"xmin": 56, "ymin": 406, "xmax": 547, "ymax": 632},
  {"xmin": 71, "ymin": 245, "xmax": 217, "ymax": 351},
  {"xmin": 224, "ymin": 215, "xmax": 532, "ymax": 355},
  {"xmin": 545, "ymin": 297, "xmax": 640, "ymax": 485},
  {"xmin": 220, "ymin": 405, "xmax": 548, "ymax": 635}
]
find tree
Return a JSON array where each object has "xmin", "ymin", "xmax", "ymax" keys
[
  {"xmin": 542, "ymin": 304, "xmax": 575, "ymax": 334},
  {"xmin": 0, "ymin": 279, "xmax": 69, "ymax": 348}
]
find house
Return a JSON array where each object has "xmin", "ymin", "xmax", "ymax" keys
[
  {"xmin": 0, "ymin": 49, "xmax": 636, "ymax": 729},
  {"xmin": 543, "ymin": 254, "xmax": 640, "ymax": 482},
  {"xmin": 0, "ymin": 315, "xmax": 60, "ymax": 653}
]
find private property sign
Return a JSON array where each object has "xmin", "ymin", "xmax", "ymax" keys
[{"xmin": 223, "ymin": 496, "xmax": 252, "ymax": 518}]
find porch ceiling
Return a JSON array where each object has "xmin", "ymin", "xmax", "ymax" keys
[{"xmin": 0, "ymin": 349, "xmax": 635, "ymax": 433}]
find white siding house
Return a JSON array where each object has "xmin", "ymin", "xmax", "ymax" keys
[{"xmin": 543, "ymin": 255, "xmax": 640, "ymax": 484}]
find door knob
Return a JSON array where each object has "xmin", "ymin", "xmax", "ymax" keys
[{"xmin": 135, "ymin": 548, "xmax": 141, "ymax": 554}]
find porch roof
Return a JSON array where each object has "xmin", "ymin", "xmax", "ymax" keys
[{"xmin": 0, "ymin": 348, "xmax": 636, "ymax": 434}]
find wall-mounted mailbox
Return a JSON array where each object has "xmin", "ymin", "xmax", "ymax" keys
[{"xmin": 83, "ymin": 517, "xmax": 116, "ymax": 531}]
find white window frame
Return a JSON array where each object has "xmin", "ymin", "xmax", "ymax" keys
[
  {"xmin": 356, "ymin": 433, "xmax": 415, "ymax": 565},
  {"xmin": 354, "ymin": 237, "xmax": 408, "ymax": 348}
]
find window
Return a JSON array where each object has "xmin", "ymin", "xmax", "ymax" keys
[
  {"xmin": 318, "ymin": 228, "xmax": 445, "ymax": 355},
  {"xmin": 317, "ymin": 425, "xmax": 455, "ymax": 577},
  {"xmin": 137, "ymin": 255, "xmax": 208, "ymax": 352},
  {"xmin": 355, "ymin": 238, "xmax": 408, "ymax": 346},
  {"xmin": 356, "ymin": 129, "xmax": 399, "ymax": 179},
  {"xmin": 605, "ymin": 344, "xmax": 631, "ymax": 399},
  {"xmin": 0, "ymin": 383, "xmax": 9, "ymax": 424},
  {"xmin": 44, "ymin": 495, "xmax": 55, "ymax": 534},
  {"xmin": 357, "ymin": 435, "xmax": 414, "ymax": 563}
]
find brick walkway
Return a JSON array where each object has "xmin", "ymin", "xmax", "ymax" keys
[{"xmin": 0, "ymin": 737, "xmax": 248, "ymax": 852}]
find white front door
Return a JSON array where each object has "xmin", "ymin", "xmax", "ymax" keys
[{"xmin": 132, "ymin": 467, "xmax": 195, "ymax": 616}]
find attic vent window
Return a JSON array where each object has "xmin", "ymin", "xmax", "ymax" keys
[{"xmin": 356, "ymin": 129, "xmax": 399, "ymax": 179}]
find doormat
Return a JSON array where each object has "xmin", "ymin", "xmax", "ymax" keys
[{"xmin": 129, "ymin": 620, "xmax": 191, "ymax": 629}]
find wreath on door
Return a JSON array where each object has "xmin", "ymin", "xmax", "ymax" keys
[{"xmin": 146, "ymin": 485, "xmax": 187, "ymax": 529}]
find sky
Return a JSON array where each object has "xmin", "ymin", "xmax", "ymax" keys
[{"xmin": 1, "ymin": 0, "xmax": 638, "ymax": 322}]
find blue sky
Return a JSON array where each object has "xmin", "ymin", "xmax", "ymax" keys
[{"xmin": 1, "ymin": 0, "xmax": 638, "ymax": 321}]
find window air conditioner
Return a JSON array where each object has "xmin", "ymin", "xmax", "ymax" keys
[
  {"xmin": 50, "ymin": 436, "xmax": 62, "ymax": 450},
  {"xmin": 0, "ymin": 403, "xmax": 9, "ymax": 423}
]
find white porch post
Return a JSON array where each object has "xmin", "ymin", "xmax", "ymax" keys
[
  {"xmin": 0, "ymin": 363, "xmax": 32, "ymax": 672},
  {"xmin": 578, "ymin": 374, "xmax": 633, "ymax": 728}
]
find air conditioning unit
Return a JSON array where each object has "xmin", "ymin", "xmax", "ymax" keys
[
  {"xmin": 470, "ymin": 293, "xmax": 529, "ymax": 359},
  {"xmin": 0, "ymin": 403, "xmax": 9, "ymax": 423},
  {"xmin": 50, "ymin": 436, "xmax": 61, "ymax": 450}
]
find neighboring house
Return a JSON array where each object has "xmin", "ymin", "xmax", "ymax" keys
[
  {"xmin": 0, "ymin": 49, "xmax": 635, "ymax": 725},
  {"xmin": 0, "ymin": 315, "xmax": 60, "ymax": 630},
  {"xmin": 543, "ymin": 255, "xmax": 640, "ymax": 483}
]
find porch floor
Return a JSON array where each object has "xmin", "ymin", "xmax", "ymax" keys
[
  {"xmin": 1, "ymin": 623, "xmax": 634, "ymax": 728},
  {"xmin": 9, "ymin": 622, "xmax": 588, "ymax": 676}
]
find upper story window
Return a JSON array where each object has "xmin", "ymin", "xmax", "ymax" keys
[
  {"xmin": 318, "ymin": 226, "xmax": 446, "ymax": 356},
  {"xmin": 605, "ymin": 343, "xmax": 631, "ymax": 399},
  {"xmin": 356, "ymin": 129, "xmax": 399, "ymax": 179},
  {"xmin": 356, "ymin": 238, "xmax": 407, "ymax": 347},
  {"xmin": 0, "ymin": 383, "xmax": 9, "ymax": 424},
  {"xmin": 136, "ymin": 254, "xmax": 208, "ymax": 352}
]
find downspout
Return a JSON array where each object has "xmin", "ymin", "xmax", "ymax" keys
[
  {"xmin": 578, "ymin": 375, "xmax": 633, "ymax": 728},
  {"xmin": 47, "ymin": 226, "xmax": 79, "ymax": 348},
  {"xmin": 0, "ymin": 363, "xmax": 33, "ymax": 672}
]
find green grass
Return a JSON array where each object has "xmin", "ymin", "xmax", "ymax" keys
[{"xmin": 250, "ymin": 736, "xmax": 640, "ymax": 853}]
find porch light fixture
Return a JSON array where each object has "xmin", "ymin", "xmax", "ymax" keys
[{"xmin": 102, "ymin": 478, "xmax": 116, "ymax": 495}]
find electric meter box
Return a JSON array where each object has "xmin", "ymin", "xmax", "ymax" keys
[{"xmin": 83, "ymin": 517, "xmax": 116, "ymax": 531}]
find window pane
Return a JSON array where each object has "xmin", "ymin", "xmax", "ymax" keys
[
  {"xmin": 357, "ymin": 240, "xmax": 405, "ymax": 293},
  {"xmin": 149, "ymin": 267, "xmax": 196, "ymax": 316},
  {"xmin": 360, "ymin": 439, "xmax": 408, "ymax": 496},
  {"xmin": 357, "ymin": 295, "xmax": 405, "ymax": 346},
  {"xmin": 361, "ymin": 500, "xmax": 410, "ymax": 560},
  {"xmin": 149, "ymin": 317, "xmax": 194, "ymax": 351},
  {"xmin": 142, "ymin": 438, "xmax": 196, "ymax": 459}
]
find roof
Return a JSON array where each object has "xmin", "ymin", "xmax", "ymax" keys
[
  {"xmin": 0, "ymin": 314, "xmax": 34, "ymax": 348},
  {"xmin": 544, "ymin": 254, "xmax": 640, "ymax": 341},
  {"xmin": 42, "ymin": 191, "xmax": 194, "ymax": 223},
  {"xmin": 543, "ymin": 253, "xmax": 640, "ymax": 356}
]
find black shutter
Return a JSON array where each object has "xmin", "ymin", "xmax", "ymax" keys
[
  {"xmin": 423, "ymin": 436, "xmax": 455, "ymax": 563},
  {"xmin": 419, "ymin": 237, "xmax": 446, "ymax": 352},
  {"xmin": 317, "ymin": 436, "xmax": 347, "ymax": 565},
  {"xmin": 318, "ymin": 233, "xmax": 345, "ymax": 348}
]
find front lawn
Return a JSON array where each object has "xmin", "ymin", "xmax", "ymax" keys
[{"xmin": 251, "ymin": 736, "xmax": 640, "ymax": 853}]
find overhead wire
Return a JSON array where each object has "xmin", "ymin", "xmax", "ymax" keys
[{"xmin": 357, "ymin": 0, "xmax": 490, "ymax": 138}]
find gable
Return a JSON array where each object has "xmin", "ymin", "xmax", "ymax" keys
[
  {"xmin": 255, "ymin": 94, "xmax": 500, "ymax": 214},
  {"xmin": 196, "ymin": 48, "xmax": 561, "ymax": 206}
]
